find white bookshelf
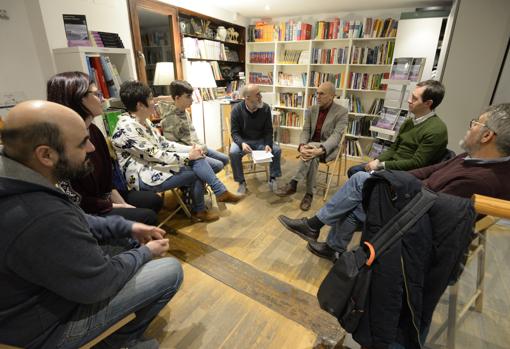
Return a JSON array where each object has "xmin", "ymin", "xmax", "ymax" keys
[
  {"xmin": 53, "ymin": 47, "xmax": 135, "ymax": 101},
  {"xmin": 246, "ymin": 37, "xmax": 395, "ymax": 152}
]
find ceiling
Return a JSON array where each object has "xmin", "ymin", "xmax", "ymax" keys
[{"xmin": 190, "ymin": 0, "xmax": 452, "ymax": 19}]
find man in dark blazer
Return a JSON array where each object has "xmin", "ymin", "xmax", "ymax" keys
[{"xmin": 276, "ymin": 81, "xmax": 348, "ymax": 210}]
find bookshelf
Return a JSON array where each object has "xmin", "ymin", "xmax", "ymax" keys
[
  {"xmin": 53, "ymin": 47, "xmax": 135, "ymax": 102},
  {"xmin": 178, "ymin": 8, "xmax": 245, "ymax": 98},
  {"xmin": 246, "ymin": 37, "xmax": 395, "ymax": 155}
]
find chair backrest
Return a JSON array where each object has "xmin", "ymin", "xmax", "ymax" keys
[{"xmin": 441, "ymin": 148, "xmax": 456, "ymax": 162}]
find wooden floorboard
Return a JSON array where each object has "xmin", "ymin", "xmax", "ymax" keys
[{"xmin": 165, "ymin": 230, "xmax": 344, "ymax": 344}]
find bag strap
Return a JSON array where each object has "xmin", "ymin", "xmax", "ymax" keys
[{"xmin": 366, "ymin": 187, "xmax": 437, "ymax": 263}]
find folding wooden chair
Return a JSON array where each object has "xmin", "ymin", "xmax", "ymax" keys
[
  {"xmin": 316, "ymin": 127, "xmax": 348, "ymax": 201},
  {"xmin": 0, "ymin": 313, "xmax": 136, "ymax": 349},
  {"xmin": 427, "ymin": 194, "xmax": 510, "ymax": 349}
]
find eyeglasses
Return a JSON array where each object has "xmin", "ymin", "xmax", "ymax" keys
[
  {"xmin": 87, "ymin": 90, "xmax": 104, "ymax": 101},
  {"xmin": 469, "ymin": 119, "xmax": 496, "ymax": 134}
]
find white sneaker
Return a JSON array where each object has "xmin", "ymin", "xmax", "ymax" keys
[
  {"xmin": 268, "ymin": 178, "xmax": 277, "ymax": 192},
  {"xmin": 237, "ymin": 182, "xmax": 247, "ymax": 194}
]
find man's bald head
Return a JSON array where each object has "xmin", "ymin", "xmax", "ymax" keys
[
  {"xmin": 1, "ymin": 100, "xmax": 84, "ymax": 162},
  {"xmin": 317, "ymin": 81, "xmax": 336, "ymax": 109}
]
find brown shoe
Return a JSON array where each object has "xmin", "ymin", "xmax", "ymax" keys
[
  {"xmin": 216, "ymin": 191, "xmax": 244, "ymax": 203},
  {"xmin": 193, "ymin": 210, "xmax": 220, "ymax": 222},
  {"xmin": 300, "ymin": 193, "xmax": 313, "ymax": 211},
  {"xmin": 275, "ymin": 183, "xmax": 297, "ymax": 197}
]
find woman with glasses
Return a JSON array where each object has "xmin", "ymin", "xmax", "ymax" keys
[{"xmin": 47, "ymin": 71, "xmax": 164, "ymax": 226}]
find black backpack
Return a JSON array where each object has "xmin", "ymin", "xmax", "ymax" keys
[{"xmin": 317, "ymin": 187, "xmax": 437, "ymax": 332}]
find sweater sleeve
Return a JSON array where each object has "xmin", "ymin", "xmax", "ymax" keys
[
  {"xmin": 8, "ymin": 211, "xmax": 152, "ymax": 304},
  {"xmin": 84, "ymin": 214, "xmax": 134, "ymax": 241},
  {"xmin": 230, "ymin": 104, "xmax": 244, "ymax": 147},
  {"xmin": 263, "ymin": 106, "xmax": 274, "ymax": 148},
  {"xmin": 409, "ymin": 155, "xmax": 459, "ymax": 180}
]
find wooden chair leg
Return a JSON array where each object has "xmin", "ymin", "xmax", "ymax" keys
[
  {"xmin": 80, "ymin": 313, "xmax": 136, "ymax": 349},
  {"xmin": 475, "ymin": 230, "xmax": 486, "ymax": 312}
]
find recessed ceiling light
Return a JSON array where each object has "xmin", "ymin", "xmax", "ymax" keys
[{"xmin": 264, "ymin": 4, "xmax": 270, "ymax": 11}]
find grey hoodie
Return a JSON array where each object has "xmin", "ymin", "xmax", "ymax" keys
[{"xmin": 0, "ymin": 150, "xmax": 152, "ymax": 348}]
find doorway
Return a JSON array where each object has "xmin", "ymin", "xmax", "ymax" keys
[{"xmin": 128, "ymin": 0, "xmax": 182, "ymax": 95}]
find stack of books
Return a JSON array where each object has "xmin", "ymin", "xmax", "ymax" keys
[{"xmin": 91, "ymin": 31, "xmax": 124, "ymax": 48}]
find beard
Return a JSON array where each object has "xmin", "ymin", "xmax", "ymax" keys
[
  {"xmin": 459, "ymin": 131, "xmax": 483, "ymax": 154},
  {"xmin": 53, "ymin": 153, "xmax": 94, "ymax": 181}
]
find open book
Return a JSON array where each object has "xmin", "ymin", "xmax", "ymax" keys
[{"xmin": 251, "ymin": 150, "xmax": 273, "ymax": 164}]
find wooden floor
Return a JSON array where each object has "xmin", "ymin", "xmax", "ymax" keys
[{"xmin": 146, "ymin": 150, "xmax": 510, "ymax": 349}]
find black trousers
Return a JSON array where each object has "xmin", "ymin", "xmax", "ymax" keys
[{"xmin": 103, "ymin": 190, "xmax": 163, "ymax": 226}]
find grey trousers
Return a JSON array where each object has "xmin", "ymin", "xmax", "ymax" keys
[{"xmin": 292, "ymin": 156, "xmax": 320, "ymax": 194}]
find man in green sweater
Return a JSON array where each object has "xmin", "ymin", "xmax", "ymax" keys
[{"xmin": 347, "ymin": 79, "xmax": 448, "ymax": 177}]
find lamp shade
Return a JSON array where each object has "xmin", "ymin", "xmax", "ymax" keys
[
  {"xmin": 153, "ymin": 62, "xmax": 175, "ymax": 86},
  {"xmin": 188, "ymin": 61, "xmax": 217, "ymax": 88}
]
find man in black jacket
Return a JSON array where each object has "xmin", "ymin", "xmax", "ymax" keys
[
  {"xmin": 0, "ymin": 101, "xmax": 182, "ymax": 349},
  {"xmin": 229, "ymin": 84, "xmax": 282, "ymax": 194}
]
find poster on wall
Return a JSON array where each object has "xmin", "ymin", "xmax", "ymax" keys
[{"xmin": 63, "ymin": 14, "xmax": 91, "ymax": 47}]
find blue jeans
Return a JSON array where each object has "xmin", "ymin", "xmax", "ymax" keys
[
  {"xmin": 53, "ymin": 258, "xmax": 183, "ymax": 349},
  {"xmin": 205, "ymin": 148, "xmax": 230, "ymax": 173},
  {"xmin": 140, "ymin": 158, "xmax": 227, "ymax": 212},
  {"xmin": 347, "ymin": 163, "xmax": 367, "ymax": 178},
  {"xmin": 229, "ymin": 140, "xmax": 282, "ymax": 183},
  {"xmin": 316, "ymin": 171, "xmax": 370, "ymax": 252}
]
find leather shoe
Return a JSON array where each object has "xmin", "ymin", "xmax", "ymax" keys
[
  {"xmin": 217, "ymin": 191, "xmax": 244, "ymax": 203},
  {"xmin": 300, "ymin": 193, "xmax": 313, "ymax": 211},
  {"xmin": 278, "ymin": 215, "xmax": 319, "ymax": 242},
  {"xmin": 193, "ymin": 210, "xmax": 220, "ymax": 222},
  {"xmin": 274, "ymin": 183, "xmax": 296, "ymax": 197},
  {"xmin": 307, "ymin": 241, "xmax": 339, "ymax": 261}
]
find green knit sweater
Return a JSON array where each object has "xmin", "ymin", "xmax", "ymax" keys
[{"xmin": 378, "ymin": 114, "xmax": 448, "ymax": 171}]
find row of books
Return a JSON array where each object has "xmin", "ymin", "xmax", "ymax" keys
[
  {"xmin": 194, "ymin": 87, "xmax": 217, "ymax": 102},
  {"xmin": 250, "ymin": 51, "xmax": 275, "ymax": 64},
  {"xmin": 347, "ymin": 72, "xmax": 389, "ymax": 90},
  {"xmin": 311, "ymin": 47, "xmax": 349, "ymax": 64},
  {"xmin": 347, "ymin": 116, "xmax": 373, "ymax": 137},
  {"xmin": 390, "ymin": 57, "xmax": 426, "ymax": 81},
  {"xmin": 278, "ymin": 92, "xmax": 304, "ymax": 108},
  {"xmin": 313, "ymin": 17, "xmax": 398, "ymax": 40},
  {"xmin": 209, "ymin": 61, "xmax": 223, "ymax": 80},
  {"xmin": 345, "ymin": 139, "xmax": 363, "ymax": 157},
  {"xmin": 279, "ymin": 50, "xmax": 306, "ymax": 64},
  {"xmin": 277, "ymin": 72, "xmax": 307, "ymax": 87},
  {"xmin": 182, "ymin": 37, "xmax": 240, "ymax": 62},
  {"xmin": 347, "ymin": 94, "xmax": 364, "ymax": 113},
  {"xmin": 141, "ymin": 31, "xmax": 169, "ymax": 47},
  {"xmin": 249, "ymin": 72, "xmax": 273, "ymax": 85},
  {"xmin": 368, "ymin": 98, "xmax": 385, "ymax": 115},
  {"xmin": 89, "ymin": 31, "xmax": 124, "ymax": 48},
  {"xmin": 350, "ymin": 41, "xmax": 394, "ymax": 65},
  {"xmin": 275, "ymin": 110, "xmax": 302, "ymax": 127},
  {"xmin": 309, "ymin": 71, "xmax": 345, "ymax": 88},
  {"xmin": 274, "ymin": 21, "xmax": 313, "ymax": 42},
  {"xmin": 226, "ymin": 79, "xmax": 245, "ymax": 94},
  {"xmin": 85, "ymin": 55, "xmax": 122, "ymax": 99},
  {"xmin": 248, "ymin": 17, "xmax": 398, "ymax": 42}
]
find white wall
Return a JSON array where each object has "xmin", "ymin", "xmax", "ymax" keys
[
  {"xmin": 492, "ymin": 47, "xmax": 510, "ymax": 105},
  {"xmin": 438, "ymin": 0, "xmax": 510, "ymax": 153},
  {"xmin": 158, "ymin": 0, "xmax": 249, "ymax": 27},
  {"xmin": 392, "ymin": 17, "xmax": 443, "ymax": 80},
  {"xmin": 0, "ymin": 0, "xmax": 47, "ymax": 100}
]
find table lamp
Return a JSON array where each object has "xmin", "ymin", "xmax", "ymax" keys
[{"xmin": 153, "ymin": 62, "xmax": 175, "ymax": 95}]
